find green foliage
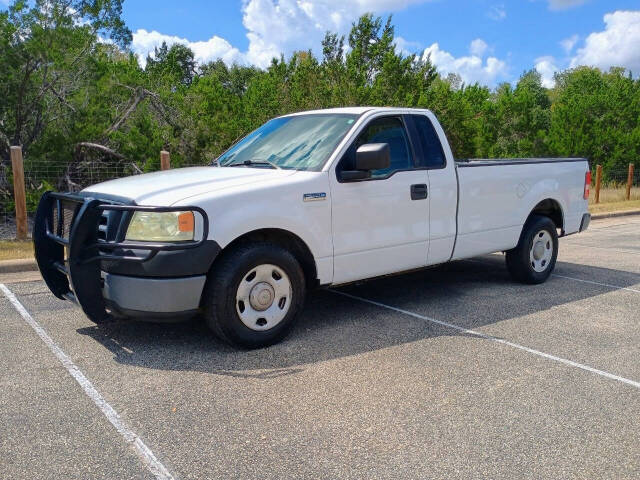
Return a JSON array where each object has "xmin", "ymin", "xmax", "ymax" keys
[
  {"xmin": 481, "ymin": 70, "xmax": 551, "ymax": 158},
  {"xmin": 25, "ymin": 180, "xmax": 54, "ymax": 212},
  {"xmin": 1, "ymin": 5, "xmax": 638, "ymax": 216},
  {"xmin": 549, "ymin": 67, "xmax": 640, "ymax": 179},
  {"xmin": 5, "ymin": 176, "xmax": 53, "ymax": 213},
  {"xmin": 0, "ymin": 0, "xmax": 132, "ymax": 163},
  {"xmin": 146, "ymin": 42, "xmax": 197, "ymax": 87}
]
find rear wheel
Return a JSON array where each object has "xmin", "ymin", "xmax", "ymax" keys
[
  {"xmin": 202, "ymin": 243, "xmax": 306, "ymax": 349},
  {"xmin": 506, "ymin": 215, "xmax": 558, "ymax": 284}
]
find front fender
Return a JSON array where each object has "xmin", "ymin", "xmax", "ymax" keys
[{"xmin": 176, "ymin": 171, "xmax": 334, "ymax": 283}]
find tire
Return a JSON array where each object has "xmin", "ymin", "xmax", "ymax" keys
[
  {"xmin": 201, "ymin": 242, "xmax": 306, "ymax": 349},
  {"xmin": 505, "ymin": 215, "xmax": 558, "ymax": 284}
]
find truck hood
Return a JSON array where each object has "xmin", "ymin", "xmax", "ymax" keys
[{"xmin": 82, "ymin": 166, "xmax": 298, "ymax": 205}]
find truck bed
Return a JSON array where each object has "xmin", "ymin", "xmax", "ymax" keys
[{"xmin": 451, "ymin": 156, "xmax": 589, "ymax": 261}]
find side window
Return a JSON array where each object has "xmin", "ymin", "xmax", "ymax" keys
[
  {"xmin": 412, "ymin": 115, "xmax": 446, "ymax": 168},
  {"xmin": 339, "ymin": 116, "xmax": 413, "ymax": 179}
]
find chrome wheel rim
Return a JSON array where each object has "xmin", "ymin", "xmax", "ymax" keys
[
  {"xmin": 236, "ymin": 264, "xmax": 292, "ymax": 331},
  {"xmin": 529, "ymin": 230, "xmax": 553, "ymax": 273}
]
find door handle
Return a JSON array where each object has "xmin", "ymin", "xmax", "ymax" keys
[{"xmin": 410, "ymin": 184, "xmax": 428, "ymax": 200}]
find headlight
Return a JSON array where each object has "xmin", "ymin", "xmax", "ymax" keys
[{"xmin": 125, "ymin": 211, "xmax": 195, "ymax": 242}]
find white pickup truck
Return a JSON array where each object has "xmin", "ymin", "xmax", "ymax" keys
[{"xmin": 34, "ymin": 107, "xmax": 591, "ymax": 348}]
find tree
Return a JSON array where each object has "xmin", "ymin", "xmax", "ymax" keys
[
  {"xmin": 346, "ymin": 14, "xmax": 396, "ymax": 103},
  {"xmin": 486, "ymin": 70, "xmax": 551, "ymax": 158},
  {"xmin": 146, "ymin": 42, "xmax": 197, "ymax": 87},
  {"xmin": 199, "ymin": 60, "xmax": 260, "ymax": 96},
  {"xmin": 550, "ymin": 67, "xmax": 640, "ymax": 177},
  {"xmin": 0, "ymin": 0, "xmax": 131, "ymax": 163},
  {"xmin": 319, "ymin": 32, "xmax": 347, "ymax": 105}
]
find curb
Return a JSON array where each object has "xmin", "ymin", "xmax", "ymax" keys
[
  {"xmin": 0, "ymin": 258, "xmax": 38, "ymax": 274},
  {"xmin": 591, "ymin": 209, "xmax": 640, "ymax": 220}
]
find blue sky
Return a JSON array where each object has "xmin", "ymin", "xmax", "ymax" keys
[
  {"xmin": 6, "ymin": 0, "xmax": 639, "ymax": 87},
  {"xmin": 120, "ymin": 0, "xmax": 640, "ymax": 88}
]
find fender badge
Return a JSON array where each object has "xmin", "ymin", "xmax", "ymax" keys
[{"xmin": 303, "ymin": 192, "xmax": 327, "ymax": 202}]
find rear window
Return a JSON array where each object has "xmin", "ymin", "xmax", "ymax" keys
[{"xmin": 412, "ymin": 115, "xmax": 446, "ymax": 169}]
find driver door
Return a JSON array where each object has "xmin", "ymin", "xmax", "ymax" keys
[{"xmin": 329, "ymin": 115, "xmax": 430, "ymax": 284}]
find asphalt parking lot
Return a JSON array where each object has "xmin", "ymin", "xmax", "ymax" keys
[{"xmin": 1, "ymin": 215, "xmax": 639, "ymax": 480}]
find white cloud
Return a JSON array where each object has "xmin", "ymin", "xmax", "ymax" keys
[
  {"xmin": 422, "ymin": 40, "xmax": 509, "ymax": 87},
  {"xmin": 535, "ymin": 56, "xmax": 559, "ymax": 88},
  {"xmin": 487, "ymin": 4, "xmax": 506, "ymax": 21},
  {"xmin": 132, "ymin": 29, "xmax": 243, "ymax": 68},
  {"xmin": 130, "ymin": 0, "xmax": 433, "ymax": 69},
  {"xmin": 570, "ymin": 10, "xmax": 640, "ymax": 74},
  {"xmin": 560, "ymin": 34, "xmax": 579, "ymax": 53},
  {"xmin": 469, "ymin": 38, "xmax": 489, "ymax": 57},
  {"xmin": 394, "ymin": 36, "xmax": 422, "ymax": 56},
  {"xmin": 241, "ymin": 0, "xmax": 431, "ymax": 67},
  {"xmin": 547, "ymin": 0, "xmax": 588, "ymax": 11}
]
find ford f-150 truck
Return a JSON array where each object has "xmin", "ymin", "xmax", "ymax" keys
[{"xmin": 33, "ymin": 107, "xmax": 591, "ymax": 348}]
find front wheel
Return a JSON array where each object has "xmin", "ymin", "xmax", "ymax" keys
[
  {"xmin": 201, "ymin": 243, "xmax": 306, "ymax": 349},
  {"xmin": 506, "ymin": 215, "xmax": 558, "ymax": 284}
]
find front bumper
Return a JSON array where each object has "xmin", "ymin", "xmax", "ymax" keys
[
  {"xmin": 33, "ymin": 191, "xmax": 211, "ymax": 322},
  {"xmin": 103, "ymin": 272, "xmax": 206, "ymax": 320}
]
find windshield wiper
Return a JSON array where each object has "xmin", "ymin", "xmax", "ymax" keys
[{"xmin": 227, "ymin": 159, "xmax": 281, "ymax": 170}]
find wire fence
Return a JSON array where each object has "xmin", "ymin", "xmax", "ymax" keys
[
  {"xmin": 599, "ymin": 166, "xmax": 639, "ymax": 186},
  {"xmin": 588, "ymin": 166, "xmax": 640, "ymax": 204},
  {"xmin": 1, "ymin": 155, "xmax": 638, "ymax": 239}
]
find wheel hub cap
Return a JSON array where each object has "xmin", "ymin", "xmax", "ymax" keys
[
  {"xmin": 533, "ymin": 241, "xmax": 545, "ymax": 260},
  {"xmin": 529, "ymin": 230, "xmax": 553, "ymax": 273},
  {"xmin": 249, "ymin": 282, "xmax": 275, "ymax": 311},
  {"xmin": 235, "ymin": 264, "xmax": 292, "ymax": 331}
]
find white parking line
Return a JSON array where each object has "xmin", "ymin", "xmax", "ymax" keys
[
  {"xmin": 331, "ymin": 290, "xmax": 640, "ymax": 390},
  {"xmin": 463, "ymin": 257, "xmax": 640, "ymax": 293},
  {"xmin": 0, "ymin": 284, "xmax": 176, "ymax": 480},
  {"xmin": 552, "ymin": 274, "xmax": 640, "ymax": 293},
  {"xmin": 559, "ymin": 242, "xmax": 640, "ymax": 256}
]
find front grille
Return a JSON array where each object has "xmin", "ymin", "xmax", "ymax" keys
[
  {"xmin": 51, "ymin": 200, "xmax": 79, "ymax": 240},
  {"xmin": 48, "ymin": 196, "xmax": 125, "ymax": 244}
]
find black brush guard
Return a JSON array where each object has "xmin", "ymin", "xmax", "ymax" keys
[{"xmin": 33, "ymin": 191, "xmax": 209, "ymax": 323}]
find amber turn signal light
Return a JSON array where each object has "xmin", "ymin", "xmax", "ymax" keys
[{"xmin": 178, "ymin": 211, "xmax": 195, "ymax": 232}]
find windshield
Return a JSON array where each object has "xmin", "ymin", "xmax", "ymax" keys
[{"xmin": 217, "ymin": 114, "xmax": 358, "ymax": 171}]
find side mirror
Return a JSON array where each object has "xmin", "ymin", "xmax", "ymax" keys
[
  {"xmin": 355, "ymin": 143, "xmax": 390, "ymax": 170},
  {"xmin": 339, "ymin": 143, "xmax": 390, "ymax": 182}
]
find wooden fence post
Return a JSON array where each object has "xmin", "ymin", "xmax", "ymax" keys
[
  {"xmin": 160, "ymin": 150, "xmax": 170, "ymax": 170},
  {"xmin": 626, "ymin": 163, "xmax": 635, "ymax": 201},
  {"xmin": 595, "ymin": 164, "xmax": 602, "ymax": 204},
  {"xmin": 10, "ymin": 146, "xmax": 28, "ymax": 240}
]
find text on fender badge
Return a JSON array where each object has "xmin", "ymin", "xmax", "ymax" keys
[{"xmin": 303, "ymin": 192, "xmax": 327, "ymax": 202}]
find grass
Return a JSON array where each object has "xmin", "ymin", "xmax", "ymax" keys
[
  {"xmin": 0, "ymin": 240, "xmax": 34, "ymax": 261},
  {"xmin": 589, "ymin": 199, "xmax": 640, "ymax": 214},
  {"xmin": 588, "ymin": 185, "xmax": 640, "ymax": 214},
  {"xmin": 589, "ymin": 185, "xmax": 640, "ymax": 204}
]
